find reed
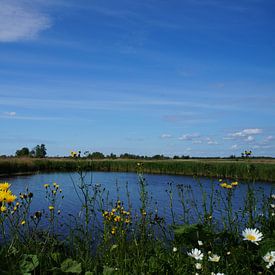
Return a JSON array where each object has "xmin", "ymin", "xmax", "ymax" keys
[{"xmin": 1, "ymin": 157, "xmax": 275, "ymax": 182}]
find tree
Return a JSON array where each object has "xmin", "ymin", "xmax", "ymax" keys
[
  {"xmin": 15, "ymin": 147, "xmax": 30, "ymax": 157},
  {"xmin": 88, "ymin": 152, "xmax": 105, "ymax": 159},
  {"xmin": 32, "ymin": 144, "xmax": 47, "ymax": 158}
]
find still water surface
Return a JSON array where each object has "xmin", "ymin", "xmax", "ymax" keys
[{"xmin": 2, "ymin": 172, "xmax": 275, "ymax": 228}]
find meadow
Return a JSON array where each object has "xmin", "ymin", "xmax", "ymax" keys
[{"xmin": 0, "ymin": 162, "xmax": 275, "ymax": 274}]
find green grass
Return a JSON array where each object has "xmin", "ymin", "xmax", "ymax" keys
[{"xmin": 1, "ymin": 157, "xmax": 275, "ymax": 182}]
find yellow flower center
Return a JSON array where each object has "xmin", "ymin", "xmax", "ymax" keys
[{"xmin": 247, "ymin": 234, "xmax": 256, "ymax": 241}]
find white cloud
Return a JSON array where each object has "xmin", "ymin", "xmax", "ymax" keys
[
  {"xmin": 178, "ymin": 133, "xmax": 200, "ymax": 141},
  {"xmin": 228, "ymin": 128, "xmax": 263, "ymax": 138},
  {"xmin": 231, "ymin": 144, "xmax": 239, "ymax": 150},
  {"xmin": 160, "ymin": 134, "xmax": 172, "ymax": 139},
  {"xmin": 245, "ymin": 135, "xmax": 254, "ymax": 142},
  {"xmin": 207, "ymin": 140, "xmax": 218, "ymax": 145},
  {"xmin": 0, "ymin": 0, "xmax": 51, "ymax": 42},
  {"xmin": 3, "ymin": 111, "xmax": 16, "ymax": 116}
]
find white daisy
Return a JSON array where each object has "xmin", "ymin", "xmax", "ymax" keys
[
  {"xmin": 187, "ymin": 248, "xmax": 204, "ymax": 261},
  {"xmin": 198, "ymin": 240, "xmax": 203, "ymax": 246},
  {"xmin": 270, "ymin": 204, "xmax": 275, "ymax": 209},
  {"xmin": 195, "ymin": 263, "xmax": 202, "ymax": 270},
  {"xmin": 271, "ymin": 194, "xmax": 275, "ymax": 199},
  {"xmin": 208, "ymin": 254, "xmax": 220, "ymax": 262},
  {"xmin": 242, "ymin": 228, "xmax": 263, "ymax": 245},
  {"xmin": 263, "ymin": 251, "xmax": 275, "ymax": 269},
  {"xmin": 173, "ymin": 247, "xmax": 178, "ymax": 252}
]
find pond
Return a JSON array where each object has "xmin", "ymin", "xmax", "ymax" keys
[{"xmin": 1, "ymin": 171, "xmax": 275, "ymax": 240}]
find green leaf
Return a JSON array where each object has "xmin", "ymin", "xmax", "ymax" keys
[
  {"xmin": 110, "ymin": 244, "xmax": 118, "ymax": 251},
  {"xmin": 85, "ymin": 272, "xmax": 94, "ymax": 275},
  {"xmin": 61, "ymin": 258, "xmax": 82, "ymax": 274},
  {"xmin": 19, "ymin": 254, "xmax": 39, "ymax": 274},
  {"xmin": 103, "ymin": 266, "xmax": 116, "ymax": 275}
]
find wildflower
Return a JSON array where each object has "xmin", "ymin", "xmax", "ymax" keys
[
  {"xmin": 58, "ymin": 210, "xmax": 61, "ymax": 215},
  {"xmin": 173, "ymin": 247, "xmax": 178, "ymax": 252},
  {"xmin": 6, "ymin": 194, "xmax": 17, "ymax": 203},
  {"xmin": 195, "ymin": 263, "xmax": 202, "ymax": 270},
  {"xmin": 242, "ymin": 228, "xmax": 263, "ymax": 245},
  {"xmin": 187, "ymin": 248, "xmax": 204, "ymax": 261},
  {"xmin": 209, "ymin": 254, "xmax": 220, "ymax": 262},
  {"xmin": 232, "ymin": 181, "xmax": 238, "ymax": 186},
  {"xmin": 13, "ymin": 206, "xmax": 17, "ymax": 211},
  {"xmin": 198, "ymin": 240, "xmax": 203, "ymax": 246},
  {"xmin": 44, "ymin": 184, "xmax": 49, "ymax": 188},
  {"xmin": 48, "ymin": 206, "xmax": 54, "ymax": 211},
  {"xmin": 220, "ymin": 183, "xmax": 227, "ymax": 188},
  {"xmin": 270, "ymin": 204, "xmax": 275, "ymax": 209},
  {"xmin": 263, "ymin": 251, "xmax": 275, "ymax": 269},
  {"xmin": 1, "ymin": 205, "xmax": 7, "ymax": 212},
  {"xmin": 114, "ymin": 216, "xmax": 121, "ymax": 222},
  {"xmin": 111, "ymin": 227, "xmax": 116, "ymax": 235},
  {"xmin": 21, "ymin": 220, "xmax": 26, "ymax": 225},
  {"xmin": 272, "ymin": 194, "xmax": 275, "ymax": 199},
  {"xmin": 218, "ymin": 179, "xmax": 223, "ymax": 182},
  {"xmin": 227, "ymin": 251, "xmax": 231, "ymax": 255},
  {"xmin": 0, "ymin": 182, "xmax": 10, "ymax": 191},
  {"xmin": 225, "ymin": 184, "xmax": 232, "ymax": 189}
]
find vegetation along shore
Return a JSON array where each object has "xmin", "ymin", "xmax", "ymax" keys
[{"xmin": 1, "ymin": 157, "xmax": 275, "ymax": 182}]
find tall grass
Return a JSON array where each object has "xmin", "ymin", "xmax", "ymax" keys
[
  {"xmin": 0, "ymin": 164, "xmax": 275, "ymax": 274},
  {"xmin": 1, "ymin": 157, "xmax": 275, "ymax": 182}
]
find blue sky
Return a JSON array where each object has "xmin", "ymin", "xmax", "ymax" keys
[{"xmin": 0, "ymin": 0, "xmax": 274, "ymax": 157}]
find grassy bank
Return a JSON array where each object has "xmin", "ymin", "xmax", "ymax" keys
[{"xmin": 1, "ymin": 157, "xmax": 275, "ymax": 182}]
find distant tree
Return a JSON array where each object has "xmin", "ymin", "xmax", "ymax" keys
[
  {"xmin": 32, "ymin": 144, "xmax": 47, "ymax": 158},
  {"xmin": 173, "ymin": 155, "xmax": 180, "ymax": 159},
  {"xmin": 107, "ymin": 153, "xmax": 117, "ymax": 159},
  {"xmin": 15, "ymin": 147, "xmax": 30, "ymax": 157},
  {"xmin": 88, "ymin": 152, "xmax": 105, "ymax": 159}
]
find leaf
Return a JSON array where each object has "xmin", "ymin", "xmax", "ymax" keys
[
  {"xmin": 103, "ymin": 266, "xmax": 116, "ymax": 275},
  {"xmin": 110, "ymin": 244, "xmax": 118, "ymax": 251},
  {"xmin": 19, "ymin": 254, "xmax": 39, "ymax": 274},
  {"xmin": 61, "ymin": 258, "xmax": 82, "ymax": 274},
  {"xmin": 85, "ymin": 272, "xmax": 94, "ymax": 275}
]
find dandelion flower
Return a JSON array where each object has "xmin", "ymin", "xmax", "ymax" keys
[
  {"xmin": 232, "ymin": 181, "xmax": 238, "ymax": 186},
  {"xmin": 44, "ymin": 184, "xmax": 49, "ymax": 188},
  {"xmin": 0, "ymin": 182, "xmax": 10, "ymax": 191},
  {"xmin": 48, "ymin": 206, "xmax": 54, "ymax": 211},
  {"xmin": 263, "ymin": 251, "xmax": 275, "ymax": 269},
  {"xmin": 1, "ymin": 205, "xmax": 7, "ymax": 212},
  {"xmin": 187, "ymin": 248, "xmax": 204, "ymax": 261},
  {"xmin": 21, "ymin": 220, "xmax": 26, "ymax": 225},
  {"xmin": 209, "ymin": 254, "xmax": 220, "ymax": 262},
  {"xmin": 6, "ymin": 194, "xmax": 17, "ymax": 204},
  {"xmin": 242, "ymin": 228, "xmax": 263, "ymax": 245}
]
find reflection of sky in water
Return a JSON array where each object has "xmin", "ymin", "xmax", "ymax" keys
[{"xmin": 2, "ymin": 172, "xmax": 275, "ymax": 235}]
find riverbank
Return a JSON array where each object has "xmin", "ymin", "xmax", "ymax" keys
[{"xmin": 1, "ymin": 157, "xmax": 275, "ymax": 182}]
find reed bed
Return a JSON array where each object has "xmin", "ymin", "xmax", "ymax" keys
[{"xmin": 1, "ymin": 157, "xmax": 275, "ymax": 182}]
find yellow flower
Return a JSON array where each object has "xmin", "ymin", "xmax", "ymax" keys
[
  {"xmin": 49, "ymin": 206, "xmax": 54, "ymax": 211},
  {"xmin": 13, "ymin": 206, "xmax": 17, "ymax": 211},
  {"xmin": 44, "ymin": 184, "xmax": 49, "ymax": 188},
  {"xmin": 218, "ymin": 179, "xmax": 223, "ymax": 182},
  {"xmin": 6, "ymin": 194, "xmax": 17, "ymax": 204},
  {"xmin": 21, "ymin": 220, "xmax": 26, "ymax": 225},
  {"xmin": 220, "ymin": 183, "xmax": 227, "ymax": 188},
  {"xmin": 232, "ymin": 181, "xmax": 238, "ymax": 186},
  {"xmin": 225, "ymin": 184, "xmax": 233, "ymax": 189},
  {"xmin": 0, "ymin": 182, "xmax": 10, "ymax": 191},
  {"xmin": 114, "ymin": 216, "xmax": 121, "ymax": 222},
  {"xmin": 1, "ymin": 205, "xmax": 7, "ymax": 212},
  {"xmin": 111, "ymin": 227, "xmax": 116, "ymax": 235}
]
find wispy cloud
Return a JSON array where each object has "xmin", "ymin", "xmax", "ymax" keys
[
  {"xmin": 0, "ymin": 0, "xmax": 51, "ymax": 42},
  {"xmin": 160, "ymin": 134, "xmax": 172, "ymax": 139},
  {"xmin": 178, "ymin": 133, "xmax": 200, "ymax": 141},
  {"xmin": 228, "ymin": 128, "xmax": 263, "ymax": 139}
]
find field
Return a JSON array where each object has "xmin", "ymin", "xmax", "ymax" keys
[{"xmin": 1, "ymin": 157, "xmax": 275, "ymax": 182}]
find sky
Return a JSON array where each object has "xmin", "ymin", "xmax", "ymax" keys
[{"xmin": 0, "ymin": 0, "xmax": 274, "ymax": 157}]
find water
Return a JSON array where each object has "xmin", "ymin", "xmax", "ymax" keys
[{"xmin": 1, "ymin": 171, "xmax": 275, "ymax": 233}]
